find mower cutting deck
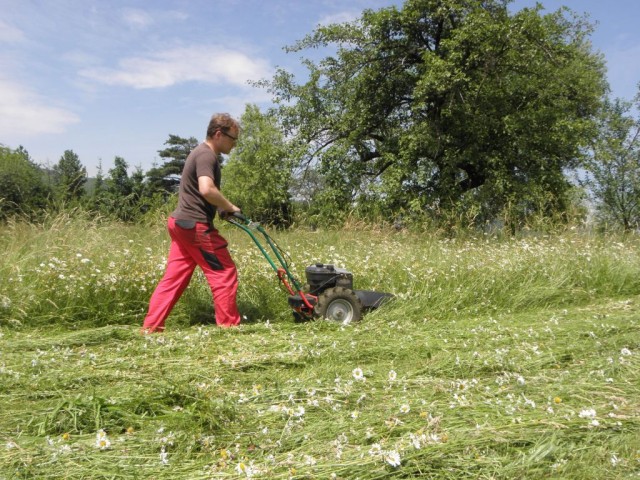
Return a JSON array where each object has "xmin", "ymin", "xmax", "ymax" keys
[{"xmin": 226, "ymin": 213, "xmax": 393, "ymax": 323}]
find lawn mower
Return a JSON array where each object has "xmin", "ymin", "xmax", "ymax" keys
[{"xmin": 226, "ymin": 212, "xmax": 393, "ymax": 323}]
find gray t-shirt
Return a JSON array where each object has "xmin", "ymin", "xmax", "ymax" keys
[{"xmin": 171, "ymin": 143, "xmax": 221, "ymax": 224}]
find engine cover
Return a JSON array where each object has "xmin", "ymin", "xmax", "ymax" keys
[{"xmin": 305, "ymin": 263, "xmax": 353, "ymax": 295}]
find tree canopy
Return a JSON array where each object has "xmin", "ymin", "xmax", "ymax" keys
[
  {"xmin": 53, "ymin": 149, "xmax": 87, "ymax": 203},
  {"xmin": 263, "ymin": 0, "xmax": 608, "ymax": 227},
  {"xmin": 583, "ymin": 90, "xmax": 640, "ymax": 230},
  {"xmin": 0, "ymin": 145, "xmax": 51, "ymax": 219},
  {"xmin": 223, "ymin": 104, "xmax": 293, "ymax": 226},
  {"xmin": 146, "ymin": 135, "xmax": 199, "ymax": 196}
]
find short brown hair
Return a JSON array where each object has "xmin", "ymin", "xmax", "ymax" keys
[{"xmin": 206, "ymin": 113, "xmax": 240, "ymax": 139}]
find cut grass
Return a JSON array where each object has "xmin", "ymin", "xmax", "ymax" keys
[{"xmin": 0, "ymin": 216, "xmax": 639, "ymax": 478}]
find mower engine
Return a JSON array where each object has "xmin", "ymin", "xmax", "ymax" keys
[
  {"xmin": 288, "ymin": 262, "xmax": 393, "ymax": 324},
  {"xmin": 305, "ymin": 263, "xmax": 353, "ymax": 294}
]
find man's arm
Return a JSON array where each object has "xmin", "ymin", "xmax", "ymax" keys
[{"xmin": 198, "ymin": 176, "xmax": 240, "ymax": 213}]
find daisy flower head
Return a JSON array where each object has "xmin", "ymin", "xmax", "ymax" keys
[
  {"xmin": 368, "ymin": 443, "xmax": 383, "ymax": 457},
  {"xmin": 579, "ymin": 408, "xmax": 597, "ymax": 419},
  {"xmin": 352, "ymin": 367, "xmax": 365, "ymax": 381},
  {"xmin": 236, "ymin": 461, "xmax": 256, "ymax": 478},
  {"xmin": 95, "ymin": 429, "xmax": 111, "ymax": 450},
  {"xmin": 384, "ymin": 449, "xmax": 402, "ymax": 467}
]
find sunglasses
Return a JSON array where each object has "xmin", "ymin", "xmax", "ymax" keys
[{"xmin": 219, "ymin": 130, "xmax": 238, "ymax": 141}]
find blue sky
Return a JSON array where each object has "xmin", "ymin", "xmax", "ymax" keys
[{"xmin": 1, "ymin": 0, "xmax": 639, "ymax": 177}]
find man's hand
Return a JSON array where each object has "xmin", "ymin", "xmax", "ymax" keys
[{"xmin": 217, "ymin": 207, "xmax": 241, "ymax": 220}]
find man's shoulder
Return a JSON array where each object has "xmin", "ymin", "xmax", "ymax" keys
[{"xmin": 188, "ymin": 143, "xmax": 217, "ymax": 164}]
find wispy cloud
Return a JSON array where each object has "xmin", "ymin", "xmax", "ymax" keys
[
  {"xmin": 317, "ymin": 10, "xmax": 361, "ymax": 26},
  {"xmin": 0, "ymin": 78, "xmax": 79, "ymax": 136},
  {"xmin": 121, "ymin": 7, "xmax": 189, "ymax": 30},
  {"xmin": 121, "ymin": 8, "xmax": 155, "ymax": 29},
  {"xmin": 79, "ymin": 46, "xmax": 273, "ymax": 89},
  {"xmin": 0, "ymin": 20, "xmax": 26, "ymax": 43}
]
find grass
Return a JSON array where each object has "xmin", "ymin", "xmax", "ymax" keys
[{"xmin": 0, "ymin": 214, "xmax": 639, "ymax": 478}]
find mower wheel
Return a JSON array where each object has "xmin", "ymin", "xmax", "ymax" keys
[{"xmin": 314, "ymin": 287, "xmax": 363, "ymax": 324}]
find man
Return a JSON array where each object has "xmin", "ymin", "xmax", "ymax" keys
[{"xmin": 142, "ymin": 113, "xmax": 242, "ymax": 333}]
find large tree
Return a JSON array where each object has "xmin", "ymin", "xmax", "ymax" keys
[
  {"xmin": 582, "ymin": 91, "xmax": 640, "ymax": 230},
  {"xmin": 146, "ymin": 135, "xmax": 199, "ymax": 195},
  {"xmin": 223, "ymin": 104, "xmax": 293, "ymax": 225},
  {"xmin": 0, "ymin": 145, "xmax": 51, "ymax": 219},
  {"xmin": 53, "ymin": 149, "xmax": 87, "ymax": 203},
  {"xmin": 263, "ymin": 0, "xmax": 607, "ymax": 226}
]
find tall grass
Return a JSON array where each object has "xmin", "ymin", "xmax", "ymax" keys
[{"xmin": 0, "ymin": 214, "xmax": 639, "ymax": 478}]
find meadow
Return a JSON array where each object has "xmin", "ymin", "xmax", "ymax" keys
[{"xmin": 0, "ymin": 214, "xmax": 638, "ymax": 479}]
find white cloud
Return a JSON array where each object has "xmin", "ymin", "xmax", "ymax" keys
[
  {"xmin": 0, "ymin": 20, "xmax": 26, "ymax": 43},
  {"xmin": 317, "ymin": 11, "xmax": 361, "ymax": 26},
  {"xmin": 122, "ymin": 8, "xmax": 155, "ymax": 29},
  {"xmin": 0, "ymin": 78, "xmax": 79, "ymax": 136},
  {"xmin": 79, "ymin": 46, "xmax": 273, "ymax": 89},
  {"xmin": 121, "ymin": 7, "xmax": 189, "ymax": 30}
]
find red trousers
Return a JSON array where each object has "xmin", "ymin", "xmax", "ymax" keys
[{"xmin": 142, "ymin": 217, "xmax": 241, "ymax": 332}]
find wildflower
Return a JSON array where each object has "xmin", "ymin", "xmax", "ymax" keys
[
  {"xmin": 409, "ymin": 433, "xmax": 423, "ymax": 449},
  {"xmin": 553, "ymin": 397, "xmax": 562, "ymax": 404},
  {"xmin": 385, "ymin": 416, "xmax": 403, "ymax": 427},
  {"xmin": 384, "ymin": 450, "xmax": 402, "ymax": 467},
  {"xmin": 620, "ymin": 348, "xmax": 632, "ymax": 356},
  {"xmin": 6, "ymin": 441, "xmax": 18, "ymax": 449},
  {"xmin": 579, "ymin": 408, "xmax": 597, "ymax": 419},
  {"xmin": 58, "ymin": 444, "xmax": 71, "ymax": 455},
  {"xmin": 95, "ymin": 429, "xmax": 111, "ymax": 450},
  {"xmin": 368, "ymin": 443, "xmax": 383, "ymax": 457},
  {"xmin": 61, "ymin": 432, "xmax": 70, "ymax": 441},
  {"xmin": 388, "ymin": 370, "xmax": 397, "ymax": 382},
  {"xmin": 351, "ymin": 410, "xmax": 360, "ymax": 419},
  {"xmin": 160, "ymin": 445, "xmax": 169, "ymax": 465},
  {"xmin": 352, "ymin": 367, "xmax": 365, "ymax": 381},
  {"xmin": 236, "ymin": 461, "xmax": 255, "ymax": 477},
  {"xmin": 516, "ymin": 375, "xmax": 526, "ymax": 385},
  {"xmin": 610, "ymin": 454, "xmax": 620, "ymax": 466},
  {"xmin": 399, "ymin": 404, "xmax": 411, "ymax": 414}
]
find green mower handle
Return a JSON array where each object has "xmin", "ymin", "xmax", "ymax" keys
[{"xmin": 225, "ymin": 212, "xmax": 305, "ymax": 293}]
